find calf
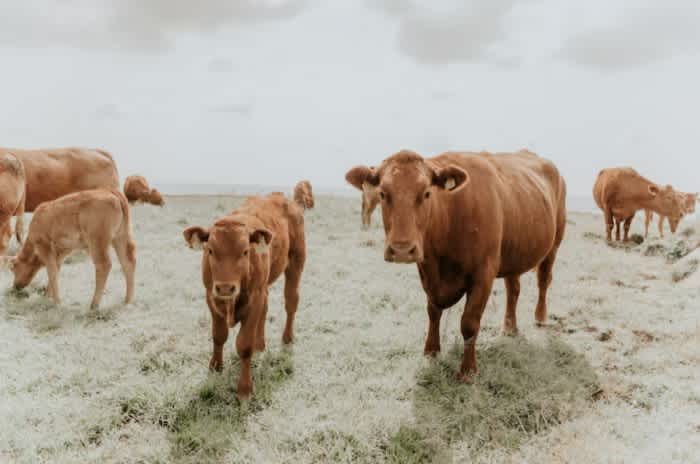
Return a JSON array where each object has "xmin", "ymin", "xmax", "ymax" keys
[
  {"xmin": 0, "ymin": 153, "xmax": 26, "ymax": 254},
  {"xmin": 644, "ymin": 192, "xmax": 697, "ymax": 238},
  {"xmin": 346, "ymin": 149, "xmax": 566, "ymax": 381},
  {"xmin": 5, "ymin": 189, "xmax": 136, "ymax": 309},
  {"xmin": 124, "ymin": 175, "xmax": 164, "ymax": 206},
  {"xmin": 183, "ymin": 193, "xmax": 306, "ymax": 399},
  {"xmin": 293, "ymin": 180, "xmax": 315, "ymax": 210}
]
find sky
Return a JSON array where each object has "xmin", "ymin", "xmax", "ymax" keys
[{"xmin": 0, "ymin": 0, "xmax": 698, "ymax": 195}]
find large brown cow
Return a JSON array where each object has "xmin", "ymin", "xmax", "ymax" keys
[
  {"xmin": 0, "ymin": 153, "xmax": 25, "ymax": 254},
  {"xmin": 124, "ymin": 175, "xmax": 164, "ymax": 206},
  {"xmin": 644, "ymin": 192, "xmax": 697, "ymax": 238},
  {"xmin": 293, "ymin": 180, "xmax": 314, "ymax": 210},
  {"xmin": 4, "ymin": 189, "xmax": 136, "ymax": 309},
  {"xmin": 183, "ymin": 193, "xmax": 306, "ymax": 399},
  {"xmin": 345, "ymin": 149, "xmax": 566, "ymax": 381},
  {"xmin": 593, "ymin": 168, "xmax": 684, "ymax": 242}
]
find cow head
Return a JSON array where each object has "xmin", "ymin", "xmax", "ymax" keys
[
  {"xmin": 346, "ymin": 150, "xmax": 468, "ymax": 263},
  {"xmin": 7, "ymin": 242, "xmax": 42, "ymax": 289},
  {"xmin": 149, "ymin": 189, "xmax": 165, "ymax": 206},
  {"xmin": 294, "ymin": 181, "xmax": 315, "ymax": 210},
  {"xmin": 649, "ymin": 185, "xmax": 684, "ymax": 233},
  {"xmin": 683, "ymin": 192, "xmax": 698, "ymax": 215},
  {"xmin": 183, "ymin": 218, "xmax": 272, "ymax": 302}
]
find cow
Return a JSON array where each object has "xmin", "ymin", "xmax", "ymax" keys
[
  {"xmin": 3, "ymin": 189, "xmax": 135, "ymax": 309},
  {"xmin": 0, "ymin": 153, "xmax": 25, "ymax": 254},
  {"xmin": 0, "ymin": 147, "xmax": 120, "ymax": 240},
  {"xmin": 124, "ymin": 175, "xmax": 165, "ymax": 206},
  {"xmin": 293, "ymin": 180, "xmax": 314, "ymax": 210},
  {"xmin": 359, "ymin": 181, "xmax": 381, "ymax": 229},
  {"xmin": 593, "ymin": 168, "xmax": 684, "ymax": 242},
  {"xmin": 183, "ymin": 193, "xmax": 306, "ymax": 400},
  {"xmin": 345, "ymin": 149, "xmax": 566, "ymax": 381},
  {"xmin": 644, "ymin": 192, "xmax": 698, "ymax": 238}
]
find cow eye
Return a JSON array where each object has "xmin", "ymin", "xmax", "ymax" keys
[
  {"xmin": 424, "ymin": 191, "xmax": 431, "ymax": 199},
  {"xmin": 379, "ymin": 191, "xmax": 385, "ymax": 200},
  {"xmin": 208, "ymin": 248, "xmax": 213, "ymax": 256},
  {"xmin": 243, "ymin": 250, "xmax": 248, "ymax": 256}
]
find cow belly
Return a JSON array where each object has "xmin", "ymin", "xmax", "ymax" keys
[{"xmin": 498, "ymin": 224, "xmax": 556, "ymax": 277}]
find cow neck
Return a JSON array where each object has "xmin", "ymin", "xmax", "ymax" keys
[{"xmin": 423, "ymin": 191, "xmax": 454, "ymax": 259}]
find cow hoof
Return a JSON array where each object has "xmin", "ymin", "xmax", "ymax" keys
[
  {"xmin": 500, "ymin": 326, "xmax": 519, "ymax": 337},
  {"xmin": 208, "ymin": 358, "xmax": 224, "ymax": 372},
  {"xmin": 456, "ymin": 370, "xmax": 477, "ymax": 384},
  {"xmin": 236, "ymin": 387, "xmax": 253, "ymax": 401},
  {"xmin": 254, "ymin": 342, "xmax": 266, "ymax": 353},
  {"xmin": 535, "ymin": 321, "xmax": 548, "ymax": 328},
  {"xmin": 282, "ymin": 334, "xmax": 294, "ymax": 345},
  {"xmin": 423, "ymin": 348, "xmax": 440, "ymax": 358}
]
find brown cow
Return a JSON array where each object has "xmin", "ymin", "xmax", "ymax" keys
[
  {"xmin": 644, "ymin": 192, "xmax": 697, "ymax": 238},
  {"xmin": 345, "ymin": 149, "xmax": 566, "ymax": 381},
  {"xmin": 4, "ymin": 189, "xmax": 136, "ymax": 309},
  {"xmin": 183, "ymin": 193, "xmax": 306, "ymax": 399},
  {"xmin": 593, "ymin": 168, "xmax": 684, "ymax": 242},
  {"xmin": 293, "ymin": 180, "xmax": 314, "ymax": 210},
  {"xmin": 0, "ymin": 153, "xmax": 25, "ymax": 254},
  {"xmin": 359, "ymin": 181, "xmax": 381, "ymax": 229},
  {"xmin": 124, "ymin": 175, "xmax": 165, "ymax": 206}
]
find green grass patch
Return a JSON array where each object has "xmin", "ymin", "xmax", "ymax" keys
[
  {"xmin": 384, "ymin": 335, "xmax": 598, "ymax": 462},
  {"xmin": 282, "ymin": 430, "xmax": 380, "ymax": 464}
]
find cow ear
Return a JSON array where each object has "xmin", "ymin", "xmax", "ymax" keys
[
  {"xmin": 250, "ymin": 228, "xmax": 273, "ymax": 254},
  {"xmin": 648, "ymin": 185, "xmax": 659, "ymax": 197},
  {"xmin": 345, "ymin": 166, "xmax": 378, "ymax": 191},
  {"xmin": 432, "ymin": 165, "xmax": 469, "ymax": 192},
  {"xmin": 183, "ymin": 226, "xmax": 209, "ymax": 250}
]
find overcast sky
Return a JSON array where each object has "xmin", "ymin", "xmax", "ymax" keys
[{"xmin": 0, "ymin": 0, "xmax": 698, "ymax": 195}]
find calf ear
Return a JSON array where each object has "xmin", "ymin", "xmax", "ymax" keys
[
  {"xmin": 250, "ymin": 228, "xmax": 273, "ymax": 254},
  {"xmin": 648, "ymin": 185, "xmax": 659, "ymax": 197},
  {"xmin": 345, "ymin": 166, "xmax": 378, "ymax": 191},
  {"xmin": 432, "ymin": 165, "xmax": 469, "ymax": 192},
  {"xmin": 183, "ymin": 226, "xmax": 209, "ymax": 250}
]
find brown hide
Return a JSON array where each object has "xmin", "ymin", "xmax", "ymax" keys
[
  {"xmin": 124, "ymin": 175, "xmax": 164, "ymax": 206},
  {"xmin": 183, "ymin": 193, "xmax": 306, "ymax": 399},
  {"xmin": 345, "ymin": 149, "xmax": 566, "ymax": 380},
  {"xmin": 293, "ymin": 180, "xmax": 314, "ymax": 210},
  {"xmin": 0, "ymin": 153, "xmax": 26, "ymax": 254}
]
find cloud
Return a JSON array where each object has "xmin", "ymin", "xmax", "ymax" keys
[
  {"xmin": 558, "ymin": 1, "xmax": 700, "ymax": 70},
  {"xmin": 93, "ymin": 103, "xmax": 123, "ymax": 120},
  {"xmin": 208, "ymin": 102, "xmax": 253, "ymax": 116},
  {"xmin": 0, "ymin": 0, "xmax": 309, "ymax": 52},
  {"xmin": 368, "ymin": 0, "xmax": 526, "ymax": 66}
]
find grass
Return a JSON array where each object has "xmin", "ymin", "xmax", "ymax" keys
[
  {"xmin": 672, "ymin": 258, "xmax": 699, "ymax": 283},
  {"xmin": 383, "ymin": 335, "xmax": 599, "ymax": 462},
  {"xmin": 282, "ymin": 430, "xmax": 381, "ymax": 464}
]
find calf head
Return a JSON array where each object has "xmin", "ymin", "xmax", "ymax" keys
[
  {"xmin": 149, "ymin": 189, "xmax": 165, "ymax": 206},
  {"xmin": 682, "ymin": 192, "xmax": 698, "ymax": 215},
  {"xmin": 184, "ymin": 218, "xmax": 272, "ymax": 303},
  {"xmin": 7, "ymin": 242, "xmax": 42, "ymax": 289},
  {"xmin": 650, "ymin": 185, "xmax": 684, "ymax": 233},
  {"xmin": 295, "ymin": 181, "xmax": 315, "ymax": 209},
  {"xmin": 346, "ymin": 150, "xmax": 468, "ymax": 263}
]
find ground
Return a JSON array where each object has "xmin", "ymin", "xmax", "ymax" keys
[{"xmin": 1, "ymin": 195, "xmax": 699, "ymax": 463}]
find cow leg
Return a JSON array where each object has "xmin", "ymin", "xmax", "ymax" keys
[
  {"xmin": 658, "ymin": 216, "xmax": 665, "ymax": 238},
  {"xmin": 254, "ymin": 293, "xmax": 268, "ymax": 352},
  {"xmin": 361, "ymin": 195, "xmax": 370, "ymax": 229},
  {"xmin": 501, "ymin": 275, "xmax": 520, "ymax": 336},
  {"xmin": 206, "ymin": 296, "xmax": 228, "ymax": 372},
  {"xmin": 282, "ymin": 251, "xmax": 305, "ymax": 345},
  {"xmin": 113, "ymin": 238, "xmax": 136, "ymax": 305},
  {"xmin": 535, "ymin": 249, "xmax": 559, "ymax": 326},
  {"xmin": 644, "ymin": 210, "xmax": 652, "ymax": 238},
  {"xmin": 605, "ymin": 209, "xmax": 614, "ymax": 241},
  {"xmin": 236, "ymin": 305, "xmax": 262, "ymax": 400},
  {"xmin": 614, "ymin": 218, "xmax": 621, "ymax": 241},
  {"xmin": 424, "ymin": 300, "xmax": 442, "ymax": 356},
  {"xmin": 623, "ymin": 214, "xmax": 635, "ymax": 242},
  {"xmin": 45, "ymin": 253, "xmax": 61, "ymax": 305},
  {"xmin": 14, "ymin": 194, "xmax": 25, "ymax": 245},
  {"xmin": 89, "ymin": 245, "xmax": 112, "ymax": 309},
  {"xmin": 459, "ymin": 269, "xmax": 496, "ymax": 381}
]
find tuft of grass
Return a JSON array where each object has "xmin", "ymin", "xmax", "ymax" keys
[
  {"xmin": 666, "ymin": 240, "xmax": 691, "ymax": 263},
  {"xmin": 386, "ymin": 336, "xmax": 598, "ymax": 459},
  {"xmin": 168, "ymin": 350, "xmax": 294, "ymax": 463},
  {"xmin": 680, "ymin": 227, "xmax": 695, "ymax": 238},
  {"xmin": 672, "ymin": 258, "xmax": 699, "ymax": 283},
  {"xmin": 382, "ymin": 425, "xmax": 448, "ymax": 464},
  {"xmin": 282, "ymin": 430, "xmax": 380, "ymax": 464},
  {"xmin": 628, "ymin": 233, "xmax": 644, "ymax": 245}
]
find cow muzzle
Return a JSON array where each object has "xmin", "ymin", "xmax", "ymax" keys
[
  {"xmin": 213, "ymin": 282, "xmax": 238, "ymax": 301},
  {"xmin": 384, "ymin": 241, "xmax": 422, "ymax": 263}
]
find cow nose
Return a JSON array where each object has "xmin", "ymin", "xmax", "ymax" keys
[
  {"xmin": 385, "ymin": 241, "xmax": 419, "ymax": 263},
  {"xmin": 215, "ymin": 283, "xmax": 236, "ymax": 296}
]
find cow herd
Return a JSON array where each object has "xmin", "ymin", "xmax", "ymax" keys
[{"xmin": 0, "ymin": 147, "xmax": 696, "ymax": 400}]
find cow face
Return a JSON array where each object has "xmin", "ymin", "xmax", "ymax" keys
[
  {"xmin": 346, "ymin": 151, "xmax": 468, "ymax": 264},
  {"xmin": 149, "ymin": 189, "xmax": 165, "ymax": 206},
  {"xmin": 683, "ymin": 192, "xmax": 698, "ymax": 215},
  {"xmin": 9, "ymin": 244, "xmax": 42, "ymax": 289},
  {"xmin": 302, "ymin": 184, "xmax": 315, "ymax": 209},
  {"xmin": 184, "ymin": 219, "xmax": 272, "ymax": 301}
]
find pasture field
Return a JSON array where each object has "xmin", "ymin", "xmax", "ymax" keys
[{"xmin": 1, "ymin": 195, "xmax": 699, "ymax": 463}]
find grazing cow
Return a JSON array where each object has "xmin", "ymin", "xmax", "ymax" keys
[
  {"xmin": 0, "ymin": 153, "xmax": 26, "ymax": 254},
  {"xmin": 644, "ymin": 192, "xmax": 698, "ymax": 238},
  {"xmin": 293, "ymin": 180, "xmax": 315, "ymax": 210},
  {"xmin": 593, "ymin": 168, "xmax": 684, "ymax": 242},
  {"xmin": 124, "ymin": 175, "xmax": 165, "ymax": 206},
  {"xmin": 4, "ymin": 189, "xmax": 136, "ymax": 309},
  {"xmin": 345, "ymin": 149, "xmax": 566, "ymax": 381},
  {"xmin": 183, "ymin": 193, "xmax": 306, "ymax": 399}
]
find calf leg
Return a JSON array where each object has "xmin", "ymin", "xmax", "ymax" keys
[
  {"xmin": 236, "ymin": 305, "xmax": 262, "ymax": 400},
  {"xmin": 623, "ymin": 214, "xmax": 635, "ymax": 242},
  {"xmin": 45, "ymin": 253, "xmax": 61, "ymax": 305},
  {"xmin": 658, "ymin": 216, "xmax": 665, "ymax": 238},
  {"xmin": 535, "ymin": 249, "xmax": 559, "ymax": 326},
  {"xmin": 14, "ymin": 195, "xmax": 25, "ymax": 245},
  {"xmin": 424, "ymin": 300, "xmax": 442, "ymax": 356},
  {"xmin": 644, "ymin": 210, "xmax": 652, "ymax": 238},
  {"xmin": 501, "ymin": 275, "xmax": 520, "ymax": 336},
  {"xmin": 254, "ymin": 293, "xmax": 269, "ymax": 352},
  {"xmin": 282, "ymin": 252, "xmax": 305, "ymax": 345},
  {"xmin": 113, "ymin": 237, "xmax": 136, "ymax": 305},
  {"xmin": 206, "ymin": 296, "xmax": 229, "ymax": 372},
  {"xmin": 459, "ymin": 268, "xmax": 496, "ymax": 381},
  {"xmin": 89, "ymin": 245, "xmax": 112, "ymax": 309}
]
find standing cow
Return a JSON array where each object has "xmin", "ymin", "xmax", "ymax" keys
[
  {"xmin": 644, "ymin": 192, "xmax": 697, "ymax": 238},
  {"xmin": 183, "ymin": 193, "xmax": 306, "ymax": 399},
  {"xmin": 345, "ymin": 149, "xmax": 566, "ymax": 381},
  {"xmin": 0, "ymin": 153, "xmax": 25, "ymax": 254},
  {"xmin": 0, "ymin": 147, "xmax": 120, "ymax": 239},
  {"xmin": 293, "ymin": 180, "xmax": 314, "ymax": 210},
  {"xmin": 593, "ymin": 167, "xmax": 684, "ymax": 242},
  {"xmin": 124, "ymin": 175, "xmax": 165, "ymax": 206}
]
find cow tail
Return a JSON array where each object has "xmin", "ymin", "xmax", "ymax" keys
[{"xmin": 112, "ymin": 188, "xmax": 136, "ymax": 262}]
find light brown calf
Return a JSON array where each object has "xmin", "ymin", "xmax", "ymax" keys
[
  {"xmin": 183, "ymin": 193, "xmax": 306, "ymax": 399},
  {"xmin": 124, "ymin": 175, "xmax": 164, "ymax": 206},
  {"xmin": 644, "ymin": 192, "xmax": 697, "ymax": 238},
  {"xmin": 593, "ymin": 167, "xmax": 684, "ymax": 242},
  {"xmin": 346, "ymin": 149, "xmax": 566, "ymax": 380},
  {"xmin": 293, "ymin": 180, "xmax": 314, "ymax": 210},
  {"xmin": 5, "ymin": 189, "xmax": 136, "ymax": 309},
  {"xmin": 0, "ymin": 153, "xmax": 26, "ymax": 254}
]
